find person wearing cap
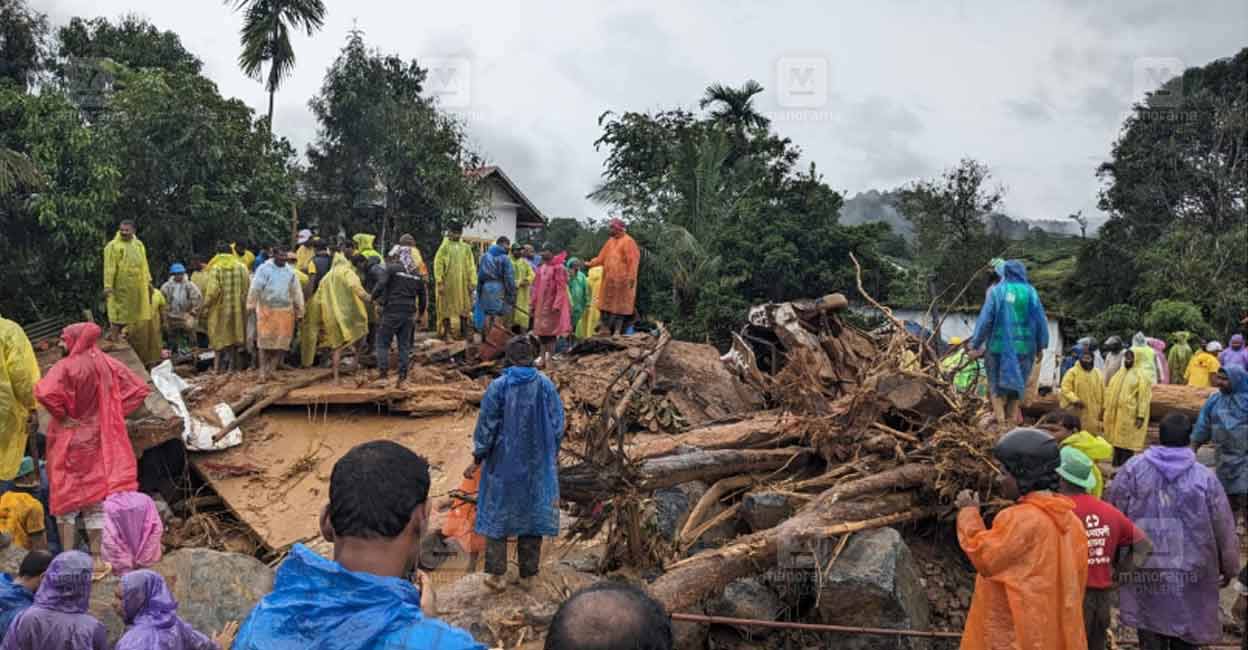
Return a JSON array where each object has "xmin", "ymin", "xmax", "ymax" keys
[
  {"xmin": 160, "ymin": 263, "xmax": 203, "ymax": 356},
  {"xmin": 587, "ymin": 219, "xmax": 641, "ymax": 336},
  {"xmin": 0, "ymin": 459, "xmax": 46, "ymax": 550},
  {"xmin": 940, "ymin": 336, "xmax": 985, "ymax": 396},
  {"xmin": 465, "ymin": 336, "xmax": 565, "ymax": 592},
  {"xmin": 954, "ymin": 428, "xmax": 1087, "ymax": 650},
  {"xmin": 1056, "ymin": 446, "xmax": 1151, "ymax": 650},
  {"xmin": 1107, "ymin": 413, "xmax": 1239, "ymax": 649},
  {"xmin": 433, "ymin": 222, "xmax": 476, "ymax": 341},
  {"xmin": 1221, "ymin": 334, "xmax": 1248, "ymax": 372},
  {"xmin": 1060, "ymin": 344, "xmax": 1104, "ymax": 435},
  {"xmin": 294, "ymin": 229, "xmax": 316, "ymax": 271},
  {"xmin": 1186, "ymin": 341, "xmax": 1222, "ymax": 388}
]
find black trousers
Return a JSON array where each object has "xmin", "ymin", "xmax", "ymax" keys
[
  {"xmin": 1136, "ymin": 630, "xmax": 1198, "ymax": 650},
  {"xmin": 484, "ymin": 535, "xmax": 542, "ymax": 578},
  {"xmin": 375, "ymin": 311, "xmax": 414, "ymax": 378},
  {"xmin": 1112, "ymin": 446, "xmax": 1135, "ymax": 467},
  {"xmin": 1083, "ymin": 588, "xmax": 1113, "ymax": 650}
]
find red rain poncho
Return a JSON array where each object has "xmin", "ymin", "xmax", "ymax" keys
[{"xmin": 34, "ymin": 323, "xmax": 148, "ymax": 516}]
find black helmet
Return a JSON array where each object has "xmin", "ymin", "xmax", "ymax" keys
[
  {"xmin": 992, "ymin": 428, "xmax": 1060, "ymax": 494},
  {"xmin": 1103, "ymin": 336, "xmax": 1123, "ymax": 353},
  {"xmin": 1077, "ymin": 336, "xmax": 1098, "ymax": 351}
]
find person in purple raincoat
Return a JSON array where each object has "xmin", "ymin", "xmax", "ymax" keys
[
  {"xmin": 0, "ymin": 551, "xmax": 107, "ymax": 650},
  {"xmin": 1107, "ymin": 413, "xmax": 1241, "ymax": 649},
  {"xmin": 115, "ymin": 570, "xmax": 235, "ymax": 650},
  {"xmin": 1221, "ymin": 334, "xmax": 1248, "ymax": 372}
]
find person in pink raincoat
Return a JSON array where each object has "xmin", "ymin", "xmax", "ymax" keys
[
  {"xmin": 1148, "ymin": 337, "xmax": 1171, "ymax": 384},
  {"xmin": 101, "ymin": 491, "xmax": 163, "ymax": 576},
  {"xmin": 530, "ymin": 247, "xmax": 571, "ymax": 368}
]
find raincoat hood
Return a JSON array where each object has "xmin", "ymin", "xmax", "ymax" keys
[
  {"xmin": 352, "ymin": 234, "xmax": 377, "ymax": 252},
  {"xmin": 61, "ymin": 322, "xmax": 101, "ymax": 355},
  {"xmin": 1021, "ymin": 490, "xmax": 1080, "ymax": 534},
  {"xmin": 1232, "ymin": 334, "xmax": 1245, "ymax": 348},
  {"xmin": 1173, "ymin": 331, "xmax": 1192, "ymax": 345},
  {"xmin": 565, "ymin": 257, "xmax": 581, "ymax": 269},
  {"xmin": 485, "ymin": 244, "xmax": 507, "ymax": 258},
  {"xmin": 1104, "ymin": 336, "xmax": 1123, "ymax": 352},
  {"xmin": 1223, "ymin": 365, "xmax": 1248, "ymax": 401},
  {"xmin": 1132, "ymin": 332, "xmax": 1148, "ymax": 348},
  {"xmin": 1143, "ymin": 445, "xmax": 1197, "ymax": 483},
  {"xmin": 502, "ymin": 366, "xmax": 539, "ymax": 386},
  {"xmin": 34, "ymin": 551, "xmax": 93, "ymax": 614},
  {"xmin": 997, "ymin": 259, "xmax": 1029, "ymax": 283},
  {"xmin": 121, "ymin": 570, "xmax": 177, "ymax": 627},
  {"xmin": 1148, "ymin": 337, "xmax": 1166, "ymax": 352}
]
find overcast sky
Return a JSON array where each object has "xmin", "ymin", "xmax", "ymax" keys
[{"xmin": 35, "ymin": 0, "xmax": 1248, "ymax": 223}]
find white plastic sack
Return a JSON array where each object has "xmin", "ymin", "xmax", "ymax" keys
[{"xmin": 149, "ymin": 360, "xmax": 242, "ymax": 451}]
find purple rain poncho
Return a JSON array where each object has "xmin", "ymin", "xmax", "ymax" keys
[
  {"xmin": 969, "ymin": 260, "xmax": 1049, "ymax": 397},
  {"xmin": 1193, "ymin": 366, "xmax": 1248, "ymax": 496},
  {"xmin": 1106, "ymin": 446, "xmax": 1241, "ymax": 645},
  {"xmin": 115, "ymin": 570, "xmax": 217, "ymax": 650},
  {"xmin": 0, "ymin": 551, "xmax": 107, "ymax": 650},
  {"xmin": 1221, "ymin": 335, "xmax": 1248, "ymax": 372},
  {"xmin": 102, "ymin": 491, "xmax": 164, "ymax": 576}
]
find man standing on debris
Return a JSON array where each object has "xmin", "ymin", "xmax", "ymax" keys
[
  {"xmin": 1103, "ymin": 349, "xmax": 1152, "ymax": 466},
  {"xmin": 434, "ymin": 222, "xmax": 476, "ymax": 341},
  {"xmin": 510, "ymin": 243, "xmax": 535, "ymax": 331},
  {"xmin": 0, "ymin": 312, "xmax": 39, "ymax": 490},
  {"xmin": 103, "ymin": 220, "xmax": 153, "ymax": 344},
  {"xmin": 248, "ymin": 247, "xmax": 305, "ymax": 382},
  {"xmin": 566, "ymin": 258, "xmax": 589, "ymax": 339},
  {"xmin": 968, "ymin": 260, "xmax": 1049, "ymax": 427},
  {"xmin": 587, "ymin": 218, "xmax": 641, "ymax": 336},
  {"xmin": 1060, "ymin": 344, "xmax": 1104, "ymax": 435},
  {"xmin": 954, "ymin": 427, "xmax": 1087, "ymax": 650},
  {"xmin": 160, "ymin": 263, "xmax": 203, "ymax": 356},
  {"xmin": 531, "ymin": 247, "xmax": 572, "ymax": 368},
  {"xmin": 1107, "ymin": 413, "xmax": 1240, "ymax": 650},
  {"xmin": 467, "ymin": 336, "xmax": 565, "ymax": 592},
  {"xmin": 35, "ymin": 323, "xmax": 148, "ymax": 577},
  {"xmin": 1192, "ymin": 367, "xmax": 1248, "ymax": 515},
  {"xmin": 308, "ymin": 249, "xmax": 371, "ymax": 384},
  {"xmin": 202, "ymin": 242, "xmax": 251, "ymax": 374},
  {"xmin": 1056, "ymin": 446, "xmax": 1151, "ymax": 650},
  {"xmin": 477, "ymin": 236, "xmax": 517, "ymax": 337},
  {"xmin": 372, "ymin": 252, "xmax": 428, "ymax": 385},
  {"xmin": 234, "ymin": 441, "xmax": 482, "ymax": 649}
]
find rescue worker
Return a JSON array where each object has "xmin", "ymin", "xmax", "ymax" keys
[
  {"xmin": 587, "ymin": 219, "xmax": 641, "ymax": 336},
  {"xmin": 955, "ymin": 427, "xmax": 1087, "ymax": 650},
  {"xmin": 1187, "ymin": 341, "xmax": 1222, "ymax": 388},
  {"xmin": 1131, "ymin": 332, "xmax": 1159, "ymax": 386},
  {"xmin": 305, "ymin": 251, "xmax": 370, "ymax": 384},
  {"xmin": 579, "ymin": 265, "xmax": 604, "ymax": 340},
  {"xmin": 1102, "ymin": 336, "xmax": 1126, "ymax": 386},
  {"xmin": 1167, "ymin": 332, "xmax": 1194, "ymax": 385},
  {"xmin": 1060, "ymin": 344, "xmax": 1104, "ymax": 434},
  {"xmin": 531, "ymin": 248, "xmax": 571, "ymax": 368},
  {"xmin": 128, "ymin": 286, "xmax": 165, "ymax": 367},
  {"xmin": 433, "ymin": 223, "xmax": 476, "ymax": 341},
  {"xmin": 0, "ymin": 313, "xmax": 39, "ymax": 487},
  {"xmin": 352, "ymin": 233, "xmax": 383, "ymax": 263},
  {"xmin": 1192, "ymin": 367, "xmax": 1248, "ymax": 518},
  {"xmin": 102, "ymin": 220, "xmax": 153, "ymax": 343},
  {"xmin": 294, "ymin": 229, "xmax": 315, "ymax": 271},
  {"xmin": 1045, "ymin": 410, "xmax": 1113, "ymax": 498},
  {"xmin": 160, "ymin": 264, "xmax": 203, "ymax": 356},
  {"xmin": 510, "ymin": 244, "xmax": 535, "ymax": 331},
  {"xmin": 477, "ymin": 237, "xmax": 516, "ymax": 337},
  {"xmin": 248, "ymin": 248, "xmax": 305, "ymax": 382},
  {"xmin": 968, "ymin": 260, "xmax": 1050, "ymax": 426},
  {"xmin": 1104, "ymin": 349, "xmax": 1152, "ymax": 466},
  {"xmin": 941, "ymin": 336, "xmax": 985, "ymax": 396},
  {"xmin": 202, "ymin": 243, "xmax": 250, "ymax": 374},
  {"xmin": 0, "ymin": 551, "xmax": 108, "ymax": 649},
  {"xmin": 566, "ymin": 258, "xmax": 589, "ymax": 339}
]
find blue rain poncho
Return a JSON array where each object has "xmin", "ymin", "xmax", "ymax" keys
[
  {"xmin": 233, "ymin": 545, "xmax": 482, "ymax": 650},
  {"xmin": 1193, "ymin": 366, "xmax": 1248, "ymax": 496},
  {"xmin": 477, "ymin": 245, "xmax": 516, "ymax": 318},
  {"xmin": 969, "ymin": 260, "xmax": 1050, "ymax": 396},
  {"xmin": 472, "ymin": 366, "xmax": 565, "ymax": 539},
  {"xmin": 0, "ymin": 574, "xmax": 33, "ymax": 643}
]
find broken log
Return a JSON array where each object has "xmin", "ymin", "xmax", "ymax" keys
[
  {"xmin": 628, "ymin": 415, "xmax": 798, "ymax": 460},
  {"xmin": 874, "ymin": 374, "xmax": 951, "ymax": 418},
  {"xmin": 212, "ymin": 370, "xmax": 333, "ymax": 442},
  {"xmin": 404, "ymin": 399, "xmax": 463, "ymax": 417},
  {"xmin": 648, "ymin": 464, "xmax": 938, "ymax": 613},
  {"xmin": 678, "ymin": 475, "xmax": 759, "ymax": 546},
  {"xmin": 1023, "ymin": 383, "xmax": 1215, "ymax": 422}
]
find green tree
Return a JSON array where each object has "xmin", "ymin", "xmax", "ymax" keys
[
  {"xmin": 0, "ymin": 0, "xmax": 48, "ymax": 91},
  {"xmin": 230, "ymin": 0, "xmax": 327, "ymax": 128},
  {"xmin": 1143, "ymin": 299, "xmax": 1212, "ymax": 339}
]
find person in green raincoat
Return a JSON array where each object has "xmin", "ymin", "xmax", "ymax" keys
[
  {"xmin": 103, "ymin": 220, "xmax": 153, "ymax": 342},
  {"xmin": 433, "ymin": 223, "xmax": 476, "ymax": 340},
  {"xmin": 304, "ymin": 253, "xmax": 371, "ymax": 383},
  {"xmin": 566, "ymin": 258, "xmax": 589, "ymax": 340},
  {"xmin": 1168, "ymin": 332, "xmax": 1194, "ymax": 386},
  {"xmin": 510, "ymin": 244, "xmax": 534, "ymax": 330},
  {"xmin": 0, "ymin": 313, "xmax": 40, "ymax": 483},
  {"xmin": 352, "ymin": 234, "xmax": 383, "ymax": 263}
]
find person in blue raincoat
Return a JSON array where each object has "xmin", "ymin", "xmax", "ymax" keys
[
  {"xmin": 969, "ymin": 259, "xmax": 1050, "ymax": 427},
  {"xmin": 466, "ymin": 336, "xmax": 565, "ymax": 592},
  {"xmin": 477, "ymin": 237, "xmax": 516, "ymax": 336},
  {"xmin": 1193, "ymin": 367, "xmax": 1248, "ymax": 513},
  {"xmin": 233, "ymin": 441, "xmax": 482, "ymax": 650}
]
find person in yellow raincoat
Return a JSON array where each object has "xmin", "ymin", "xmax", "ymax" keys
[
  {"xmin": 1130, "ymin": 332, "xmax": 1159, "ymax": 385},
  {"xmin": 578, "ymin": 266, "xmax": 604, "ymax": 339},
  {"xmin": 304, "ymin": 253, "xmax": 371, "ymax": 383},
  {"xmin": 129, "ymin": 287, "xmax": 166, "ymax": 367},
  {"xmin": 1045, "ymin": 410, "xmax": 1114, "ymax": 498},
  {"xmin": 1187, "ymin": 341, "xmax": 1222, "ymax": 388},
  {"xmin": 230, "ymin": 242, "xmax": 256, "ymax": 271},
  {"xmin": 509, "ymin": 244, "xmax": 534, "ymax": 330},
  {"xmin": 353, "ymin": 234, "xmax": 383, "ymax": 263},
  {"xmin": 0, "ymin": 313, "xmax": 40, "ymax": 482},
  {"xmin": 433, "ymin": 223, "xmax": 476, "ymax": 340},
  {"xmin": 587, "ymin": 218, "xmax": 641, "ymax": 336},
  {"xmin": 103, "ymin": 220, "xmax": 153, "ymax": 342},
  {"xmin": 294, "ymin": 229, "xmax": 316, "ymax": 271},
  {"xmin": 955, "ymin": 427, "xmax": 1088, "ymax": 650},
  {"xmin": 1104, "ymin": 349, "xmax": 1153, "ymax": 466},
  {"xmin": 202, "ymin": 243, "xmax": 251, "ymax": 373},
  {"xmin": 1060, "ymin": 344, "xmax": 1104, "ymax": 434}
]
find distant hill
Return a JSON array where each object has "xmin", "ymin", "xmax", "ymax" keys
[{"xmin": 840, "ymin": 190, "xmax": 1090, "ymax": 240}]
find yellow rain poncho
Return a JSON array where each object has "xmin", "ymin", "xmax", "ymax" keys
[
  {"xmin": 103, "ymin": 233, "xmax": 153, "ymax": 326},
  {"xmin": 1060, "ymin": 431, "xmax": 1113, "ymax": 497},
  {"xmin": 1104, "ymin": 365, "xmax": 1153, "ymax": 451},
  {"xmin": 230, "ymin": 243, "xmax": 255, "ymax": 271},
  {"xmin": 578, "ymin": 266, "xmax": 604, "ymax": 338},
  {"xmin": 295, "ymin": 244, "xmax": 316, "ymax": 273},
  {"xmin": 353, "ymin": 234, "xmax": 383, "ymax": 262},
  {"xmin": 0, "ymin": 316, "xmax": 40, "ymax": 480},
  {"xmin": 511, "ymin": 255, "xmax": 535, "ymax": 329},
  {"xmin": 310, "ymin": 254, "xmax": 370, "ymax": 353},
  {"xmin": 1059, "ymin": 363, "xmax": 1104, "ymax": 434},
  {"xmin": 1187, "ymin": 350, "xmax": 1221, "ymax": 388},
  {"xmin": 129, "ymin": 288, "xmax": 166, "ymax": 366},
  {"xmin": 203, "ymin": 253, "xmax": 250, "ymax": 350},
  {"xmin": 433, "ymin": 237, "xmax": 476, "ymax": 334}
]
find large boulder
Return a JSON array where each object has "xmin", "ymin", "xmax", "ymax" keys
[
  {"xmin": 436, "ymin": 565, "xmax": 600, "ymax": 648},
  {"xmin": 707, "ymin": 577, "xmax": 785, "ymax": 639},
  {"xmin": 740, "ymin": 492, "xmax": 797, "ymax": 532},
  {"xmin": 815, "ymin": 527, "xmax": 931, "ymax": 650},
  {"xmin": 154, "ymin": 548, "xmax": 275, "ymax": 635}
]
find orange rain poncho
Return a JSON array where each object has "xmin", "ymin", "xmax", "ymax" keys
[
  {"xmin": 957, "ymin": 492, "xmax": 1088, "ymax": 650},
  {"xmin": 441, "ymin": 465, "xmax": 485, "ymax": 554},
  {"xmin": 587, "ymin": 231, "xmax": 641, "ymax": 317}
]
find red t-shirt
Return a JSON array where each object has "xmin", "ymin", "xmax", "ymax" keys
[{"xmin": 1069, "ymin": 493, "xmax": 1146, "ymax": 589}]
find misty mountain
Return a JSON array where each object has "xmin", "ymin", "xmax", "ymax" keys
[{"xmin": 839, "ymin": 190, "xmax": 1095, "ymax": 240}]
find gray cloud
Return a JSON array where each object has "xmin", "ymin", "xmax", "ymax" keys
[{"xmin": 1005, "ymin": 99, "xmax": 1053, "ymax": 124}]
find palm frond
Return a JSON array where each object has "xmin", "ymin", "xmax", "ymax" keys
[{"xmin": 0, "ymin": 148, "xmax": 45, "ymax": 196}]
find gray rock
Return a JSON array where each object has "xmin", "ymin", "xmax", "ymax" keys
[
  {"xmin": 645, "ymin": 481, "xmax": 709, "ymax": 543},
  {"xmin": 154, "ymin": 548, "xmax": 275, "ymax": 636},
  {"xmin": 436, "ymin": 566, "xmax": 599, "ymax": 648},
  {"xmin": 707, "ymin": 577, "xmax": 785, "ymax": 638},
  {"xmin": 815, "ymin": 527, "xmax": 931, "ymax": 649},
  {"xmin": 740, "ymin": 492, "xmax": 796, "ymax": 532}
]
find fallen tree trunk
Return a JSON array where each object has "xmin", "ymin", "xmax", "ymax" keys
[
  {"xmin": 1024, "ymin": 383, "xmax": 1215, "ymax": 421},
  {"xmin": 648, "ymin": 463, "xmax": 938, "ymax": 613},
  {"xmin": 212, "ymin": 370, "xmax": 333, "ymax": 442},
  {"xmin": 628, "ymin": 415, "xmax": 798, "ymax": 460}
]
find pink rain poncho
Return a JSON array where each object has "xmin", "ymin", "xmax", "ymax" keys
[
  {"xmin": 531, "ymin": 253, "xmax": 571, "ymax": 337},
  {"xmin": 102, "ymin": 491, "xmax": 164, "ymax": 575},
  {"xmin": 116, "ymin": 570, "xmax": 218, "ymax": 650}
]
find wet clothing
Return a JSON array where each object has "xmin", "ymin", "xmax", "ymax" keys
[
  {"xmin": 1107, "ymin": 446, "xmax": 1240, "ymax": 646},
  {"xmin": 203, "ymin": 254, "xmax": 250, "ymax": 350},
  {"xmin": 160, "ymin": 278, "xmax": 203, "ymax": 322},
  {"xmin": 1104, "ymin": 365, "xmax": 1152, "ymax": 452},
  {"xmin": 1103, "ymin": 350, "xmax": 1125, "ymax": 387},
  {"xmin": 116, "ymin": 570, "xmax": 218, "ymax": 650},
  {"xmin": 969, "ymin": 260, "xmax": 1049, "ymax": 397},
  {"xmin": 0, "ymin": 492, "xmax": 44, "ymax": 550},
  {"xmin": 1167, "ymin": 332, "xmax": 1194, "ymax": 385},
  {"xmin": 531, "ymin": 253, "xmax": 571, "ymax": 338},
  {"xmin": 1186, "ymin": 351, "xmax": 1221, "ymax": 388},
  {"xmin": 578, "ymin": 266, "xmax": 603, "ymax": 338},
  {"xmin": 588, "ymin": 233, "xmax": 641, "ymax": 317},
  {"xmin": 34, "ymin": 323, "xmax": 148, "ymax": 517},
  {"xmin": 103, "ymin": 234, "xmax": 153, "ymax": 326},
  {"xmin": 1220, "ymin": 344, "xmax": 1248, "ymax": 372},
  {"xmin": 477, "ymin": 245, "xmax": 516, "ymax": 317},
  {"xmin": 0, "ymin": 551, "xmax": 107, "ymax": 650},
  {"xmin": 472, "ymin": 366, "xmax": 565, "ymax": 539},
  {"xmin": 372, "ymin": 263, "xmax": 428, "ymax": 317},
  {"xmin": 0, "ymin": 574, "xmax": 33, "ymax": 643},
  {"xmin": 567, "ymin": 267, "xmax": 589, "ymax": 336},
  {"xmin": 1132, "ymin": 335, "xmax": 1159, "ymax": 386},
  {"xmin": 305, "ymin": 254, "xmax": 370, "ymax": 360},
  {"xmin": 353, "ymin": 234, "xmax": 383, "ymax": 262},
  {"xmin": 234, "ymin": 544, "xmax": 482, "ymax": 650},
  {"xmin": 433, "ymin": 238, "xmax": 476, "ymax": 332},
  {"xmin": 248, "ymin": 262, "xmax": 305, "ymax": 351},
  {"xmin": 1061, "ymin": 432, "xmax": 1114, "ymax": 498},
  {"xmin": 307, "ymin": 252, "xmax": 333, "ymax": 294},
  {"xmin": 375, "ymin": 317, "xmax": 413, "ymax": 380},
  {"xmin": 1060, "ymin": 360, "xmax": 1105, "ymax": 435},
  {"xmin": 485, "ymin": 536, "xmax": 541, "ymax": 578},
  {"xmin": 101, "ymin": 491, "xmax": 163, "ymax": 576},
  {"xmin": 1083, "ymin": 586, "xmax": 1113, "ymax": 650},
  {"xmin": 1069, "ymin": 493, "xmax": 1146, "ymax": 589},
  {"xmin": 130, "ymin": 288, "xmax": 166, "ymax": 366},
  {"xmin": 1192, "ymin": 366, "xmax": 1248, "ymax": 496},
  {"xmin": 510, "ymin": 255, "xmax": 535, "ymax": 329},
  {"xmin": 294, "ymin": 244, "xmax": 315, "ymax": 274},
  {"xmin": 957, "ymin": 491, "xmax": 1088, "ymax": 650},
  {"xmin": 0, "ymin": 317, "xmax": 39, "ymax": 481}
]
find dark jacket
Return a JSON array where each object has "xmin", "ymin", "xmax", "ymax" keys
[
  {"xmin": 309, "ymin": 252, "xmax": 333, "ymax": 293},
  {"xmin": 371, "ymin": 262, "xmax": 427, "ymax": 316}
]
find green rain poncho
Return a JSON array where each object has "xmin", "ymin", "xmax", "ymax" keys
[
  {"xmin": 433, "ymin": 237, "xmax": 476, "ymax": 333},
  {"xmin": 1168, "ymin": 332, "xmax": 1194, "ymax": 385},
  {"xmin": 352, "ymin": 234, "xmax": 383, "ymax": 262},
  {"xmin": 103, "ymin": 233, "xmax": 153, "ymax": 326},
  {"xmin": 566, "ymin": 258, "xmax": 589, "ymax": 336}
]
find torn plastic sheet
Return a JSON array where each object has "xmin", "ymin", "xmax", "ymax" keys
[{"xmin": 149, "ymin": 360, "xmax": 241, "ymax": 451}]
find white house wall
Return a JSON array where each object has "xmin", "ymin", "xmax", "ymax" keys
[{"xmin": 465, "ymin": 179, "xmax": 518, "ymax": 243}]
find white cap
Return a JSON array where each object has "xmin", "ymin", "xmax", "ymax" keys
[
  {"xmin": 297, "ymin": 229, "xmax": 313, "ymax": 244},
  {"xmin": 1207, "ymin": 341, "xmax": 1223, "ymax": 352}
]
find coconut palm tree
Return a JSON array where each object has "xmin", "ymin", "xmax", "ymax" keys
[
  {"xmin": 699, "ymin": 80, "xmax": 770, "ymax": 131},
  {"xmin": 229, "ymin": 0, "xmax": 326, "ymax": 130}
]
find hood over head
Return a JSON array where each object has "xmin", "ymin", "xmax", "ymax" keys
[
  {"xmin": 33, "ymin": 551, "xmax": 93, "ymax": 614},
  {"xmin": 1144, "ymin": 445, "xmax": 1198, "ymax": 483},
  {"xmin": 121, "ymin": 569, "xmax": 178, "ymax": 627},
  {"xmin": 61, "ymin": 322, "xmax": 102, "ymax": 356}
]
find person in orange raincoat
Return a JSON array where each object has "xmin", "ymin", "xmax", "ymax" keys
[
  {"xmin": 955, "ymin": 427, "xmax": 1088, "ymax": 650},
  {"xmin": 441, "ymin": 465, "xmax": 486, "ymax": 567},
  {"xmin": 586, "ymin": 218, "xmax": 640, "ymax": 336}
]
